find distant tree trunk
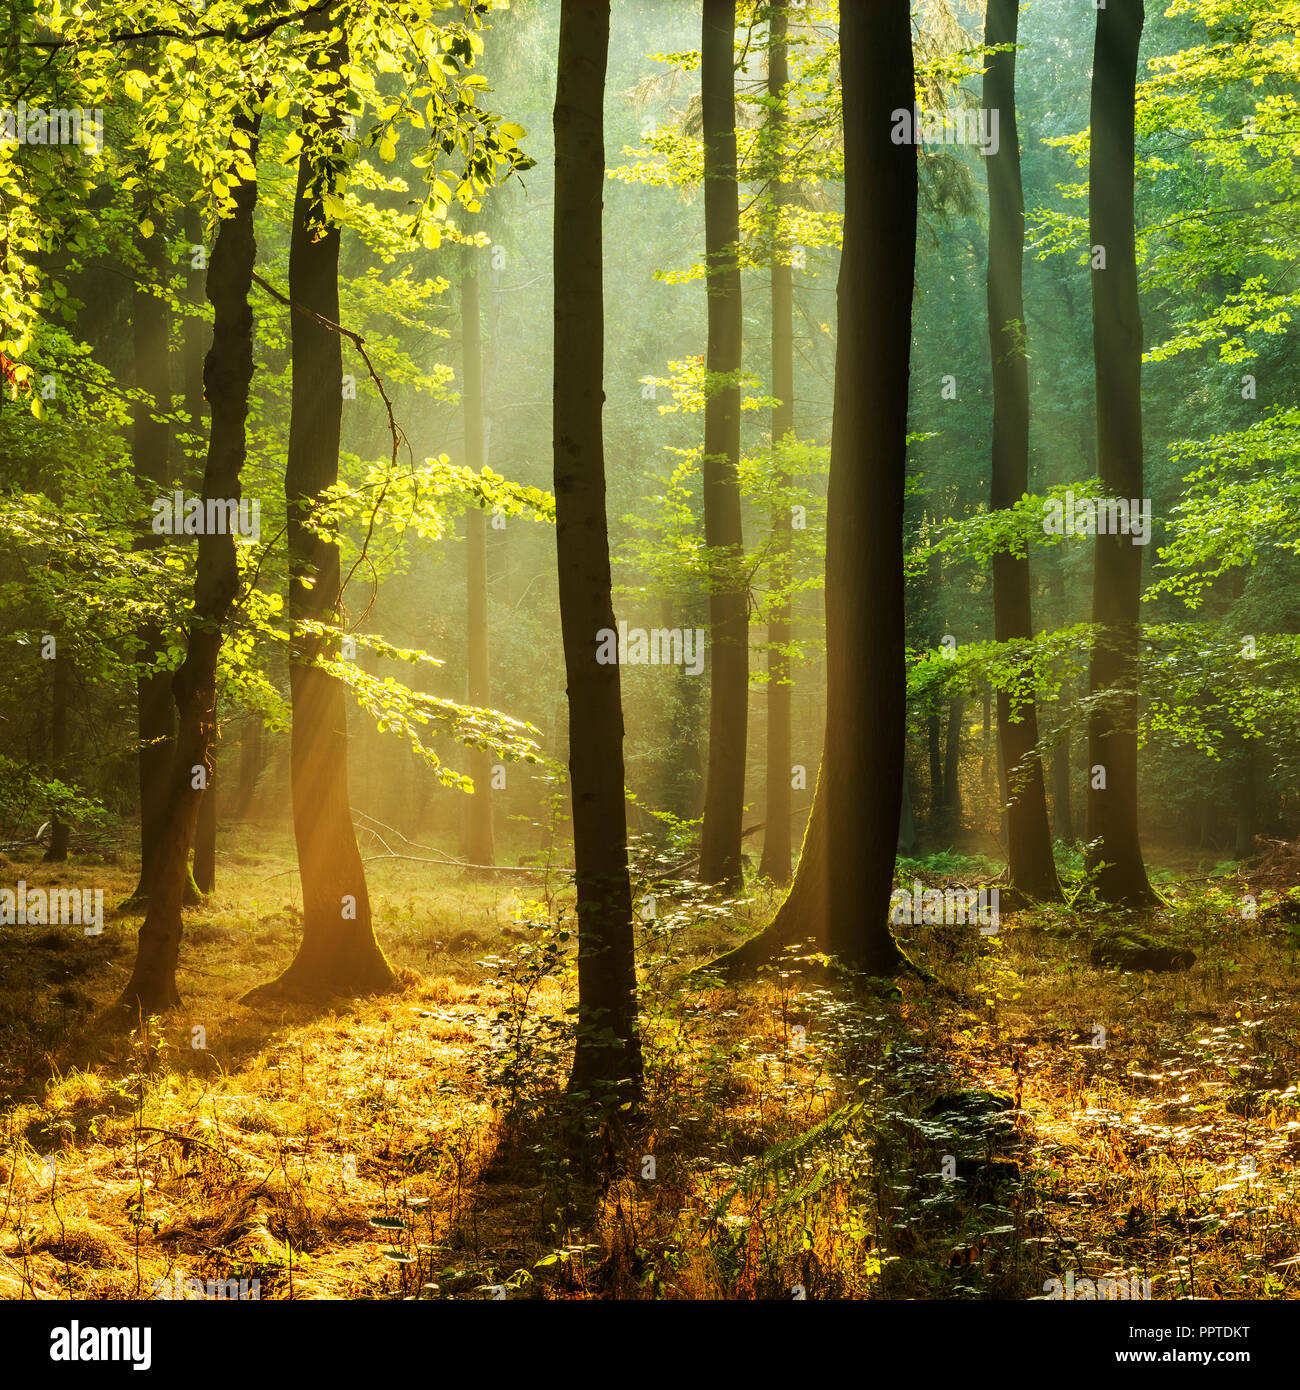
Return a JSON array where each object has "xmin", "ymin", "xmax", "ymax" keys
[
  {"xmin": 698, "ymin": 0, "xmax": 748, "ymax": 890},
  {"xmin": 984, "ymin": 0, "xmax": 1062, "ymax": 902},
  {"xmin": 1085, "ymin": 0, "xmax": 1158, "ymax": 907},
  {"xmin": 130, "ymin": 203, "xmax": 176, "ymax": 904},
  {"xmin": 119, "ymin": 113, "xmax": 262, "ymax": 1015},
  {"xmin": 461, "ymin": 249, "xmax": 495, "ymax": 867},
  {"xmin": 184, "ymin": 201, "xmax": 215, "ymax": 896},
  {"xmin": 708, "ymin": 0, "xmax": 917, "ymax": 977},
  {"xmin": 1235, "ymin": 736, "xmax": 1256, "ymax": 860},
  {"xmin": 554, "ymin": 0, "xmax": 643, "ymax": 1105},
  {"xmin": 247, "ymin": 26, "xmax": 395, "ymax": 1002},
  {"xmin": 942, "ymin": 696, "xmax": 964, "ymax": 834},
  {"xmin": 928, "ymin": 712, "xmax": 943, "ymax": 820},
  {"xmin": 1052, "ymin": 729, "xmax": 1074, "ymax": 841},
  {"xmin": 193, "ymin": 746, "xmax": 216, "ymax": 893},
  {"xmin": 43, "ymin": 638, "xmax": 70, "ymax": 862},
  {"xmin": 237, "ymin": 716, "xmax": 261, "ymax": 818},
  {"xmin": 759, "ymin": 0, "xmax": 793, "ymax": 885},
  {"xmin": 182, "ymin": 202, "xmax": 207, "ymax": 488},
  {"xmin": 898, "ymin": 773, "xmax": 917, "ymax": 856}
]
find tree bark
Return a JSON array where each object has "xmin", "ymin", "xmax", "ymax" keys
[
  {"xmin": 237, "ymin": 716, "xmax": 261, "ymax": 818},
  {"xmin": 1235, "ymin": 735, "xmax": 1256, "ymax": 860},
  {"xmin": 984, "ymin": 0, "xmax": 1062, "ymax": 901},
  {"xmin": 759, "ymin": 0, "xmax": 793, "ymax": 885},
  {"xmin": 43, "ymin": 637, "xmax": 70, "ymax": 862},
  {"xmin": 554, "ymin": 0, "xmax": 644, "ymax": 1105},
  {"xmin": 707, "ymin": 0, "xmax": 917, "ymax": 977},
  {"xmin": 193, "ymin": 750, "xmax": 216, "ymax": 894},
  {"xmin": 1085, "ymin": 0, "xmax": 1158, "ymax": 907},
  {"xmin": 942, "ymin": 696, "xmax": 964, "ymax": 835},
  {"xmin": 461, "ymin": 249, "xmax": 496, "ymax": 868},
  {"xmin": 247, "ymin": 24, "xmax": 396, "ymax": 1002},
  {"xmin": 119, "ymin": 113, "xmax": 262, "ymax": 1015},
  {"xmin": 130, "ymin": 200, "xmax": 176, "ymax": 903},
  {"xmin": 698, "ymin": 0, "xmax": 748, "ymax": 890}
]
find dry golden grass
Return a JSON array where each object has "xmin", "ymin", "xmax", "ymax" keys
[{"xmin": 1, "ymin": 827, "xmax": 1298, "ymax": 1299}]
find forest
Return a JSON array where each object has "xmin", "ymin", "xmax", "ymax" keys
[{"xmin": 0, "ymin": 0, "xmax": 1296, "ymax": 1338}]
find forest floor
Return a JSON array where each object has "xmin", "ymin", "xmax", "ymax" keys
[{"xmin": 2, "ymin": 826, "xmax": 1300, "ymax": 1300}]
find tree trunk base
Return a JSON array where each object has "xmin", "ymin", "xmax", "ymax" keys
[
  {"xmin": 121, "ymin": 867, "xmax": 202, "ymax": 912},
  {"xmin": 241, "ymin": 952, "xmax": 398, "ymax": 1007}
]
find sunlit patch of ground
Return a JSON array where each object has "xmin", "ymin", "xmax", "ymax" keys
[{"xmin": 1, "ymin": 827, "xmax": 1298, "ymax": 1298}]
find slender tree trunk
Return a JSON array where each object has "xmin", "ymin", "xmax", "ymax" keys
[
  {"xmin": 119, "ymin": 114, "xmax": 262, "ymax": 1015},
  {"xmin": 708, "ymin": 0, "xmax": 917, "ymax": 977},
  {"xmin": 237, "ymin": 716, "xmax": 261, "ymax": 818},
  {"xmin": 554, "ymin": 0, "xmax": 643, "ymax": 1105},
  {"xmin": 1235, "ymin": 735, "xmax": 1256, "ymax": 860},
  {"xmin": 1085, "ymin": 0, "xmax": 1158, "ymax": 907},
  {"xmin": 1052, "ymin": 727, "xmax": 1074, "ymax": 841},
  {"xmin": 183, "ymin": 202, "xmax": 207, "ymax": 487},
  {"xmin": 985, "ymin": 0, "xmax": 1061, "ymax": 901},
  {"xmin": 184, "ymin": 200, "xmax": 216, "ymax": 896},
  {"xmin": 698, "ymin": 0, "xmax": 748, "ymax": 890},
  {"xmin": 461, "ymin": 249, "xmax": 495, "ymax": 867},
  {"xmin": 942, "ymin": 696, "xmax": 964, "ymax": 834},
  {"xmin": 43, "ymin": 638, "xmax": 70, "ymax": 862},
  {"xmin": 898, "ymin": 773, "xmax": 917, "ymax": 856},
  {"xmin": 759, "ymin": 0, "xmax": 793, "ymax": 885},
  {"xmin": 247, "ymin": 27, "xmax": 395, "ymax": 1001},
  {"xmin": 193, "ymin": 748, "xmax": 217, "ymax": 893},
  {"xmin": 928, "ymin": 712, "xmax": 943, "ymax": 820},
  {"xmin": 130, "ymin": 202, "xmax": 175, "ymax": 903}
]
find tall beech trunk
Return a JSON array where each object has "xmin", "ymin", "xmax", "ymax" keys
[
  {"xmin": 461, "ymin": 249, "xmax": 495, "ymax": 867},
  {"xmin": 1235, "ymin": 736, "xmax": 1256, "ymax": 860},
  {"xmin": 1085, "ymin": 0, "xmax": 1158, "ymax": 907},
  {"xmin": 119, "ymin": 115, "xmax": 261, "ymax": 1015},
  {"xmin": 554, "ymin": 0, "xmax": 644, "ymax": 1106},
  {"xmin": 928, "ymin": 711, "xmax": 943, "ymax": 820},
  {"xmin": 130, "ymin": 202, "xmax": 176, "ymax": 903},
  {"xmin": 237, "ymin": 716, "xmax": 261, "ymax": 817},
  {"xmin": 43, "ymin": 637, "xmax": 70, "ymax": 862},
  {"xmin": 942, "ymin": 696, "xmax": 964, "ymax": 834},
  {"xmin": 249, "ymin": 28, "xmax": 395, "ymax": 1001},
  {"xmin": 698, "ymin": 0, "xmax": 748, "ymax": 890},
  {"xmin": 708, "ymin": 0, "xmax": 916, "ymax": 977},
  {"xmin": 184, "ymin": 201, "xmax": 216, "ymax": 894},
  {"xmin": 759, "ymin": 0, "xmax": 794, "ymax": 885},
  {"xmin": 985, "ymin": 0, "xmax": 1061, "ymax": 901},
  {"xmin": 1053, "ymin": 728, "xmax": 1075, "ymax": 841},
  {"xmin": 193, "ymin": 754, "xmax": 217, "ymax": 894},
  {"xmin": 183, "ymin": 202, "xmax": 208, "ymax": 486}
]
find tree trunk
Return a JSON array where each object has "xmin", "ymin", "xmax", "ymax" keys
[
  {"xmin": 942, "ymin": 696, "xmax": 964, "ymax": 835},
  {"xmin": 554, "ymin": 0, "xmax": 643, "ymax": 1105},
  {"xmin": 697, "ymin": 0, "xmax": 748, "ymax": 890},
  {"xmin": 1235, "ymin": 735, "xmax": 1256, "ymax": 860},
  {"xmin": 183, "ymin": 201, "xmax": 208, "ymax": 488},
  {"xmin": 119, "ymin": 113, "xmax": 261, "ymax": 1015},
  {"xmin": 984, "ymin": 0, "xmax": 1062, "ymax": 901},
  {"xmin": 1084, "ymin": 0, "xmax": 1158, "ymax": 907},
  {"xmin": 707, "ymin": 0, "xmax": 917, "ymax": 977},
  {"xmin": 130, "ymin": 201, "xmax": 176, "ymax": 903},
  {"xmin": 1052, "ymin": 728, "xmax": 1074, "ymax": 842},
  {"xmin": 237, "ymin": 716, "xmax": 261, "ymax": 818},
  {"xmin": 247, "ymin": 25, "xmax": 395, "ymax": 1002},
  {"xmin": 928, "ymin": 711, "xmax": 943, "ymax": 821},
  {"xmin": 461, "ymin": 250, "xmax": 495, "ymax": 867},
  {"xmin": 759, "ymin": 0, "xmax": 793, "ymax": 886},
  {"xmin": 193, "ymin": 748, "xmax": 216, "ymax": 894},
  {"xmin": 43, "ymin": 638, "xmax": 70, "ymax": 862},
  {"xmin": 898, "ymin": 773, "xmax": 917, "ymax": 856}
]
